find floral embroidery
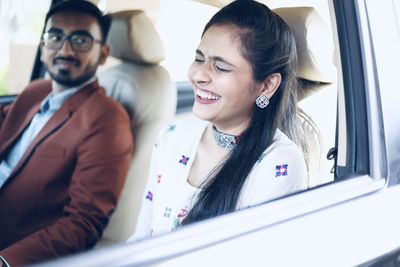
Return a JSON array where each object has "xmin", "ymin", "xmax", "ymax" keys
[
  {"xmin": 275, "ymin": 164, "xmax": 288, "ymax": 177},
  {"xmin": 173, "ymin": 207, "xmax": 188, "ymax": 229},
  {"xmin": 167, "ymin": 124, "xmax": 177, "ymax": 132},
  {"xmin": 164, "ymin": 207, "xmax": 172, "ymax": 218},
  {"xmin": 178, "ymin": 208, "xmax": 188, "ymax": 218},
  {"xmin": 145, "ymin": 191, "xmax": 153, "ymax": 201},
  {"xmin": 173, "ymin": 218, "xmax": 181, "ymax": 229},
  {"xmin": 179, "ymin": 155, "xmax": 190, "ymax": 165}
]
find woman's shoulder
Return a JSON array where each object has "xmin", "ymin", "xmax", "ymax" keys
[
  {"xmin": 273, "ymin": 129, "xmax": 299, "ymax": 148},
  {"xmin": 254, "ymin": 129, "xmax": 307, "ymax": 178},
  {"xmin": 260, "ymin": 129, "xmax": 303, "ymax": 158},
  {"xmin": 238, "ymin": 130, "xmax": 308, "ymax": 208}
]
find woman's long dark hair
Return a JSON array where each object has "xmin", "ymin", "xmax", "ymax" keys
[{"xmin": 182, "ymin": 0, "xmax": 307, "ymax": 224}]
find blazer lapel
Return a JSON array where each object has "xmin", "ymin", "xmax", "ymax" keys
[
  {"xmin": 0, "ymin": 102, "xmax": 41, "ymax": 155},
  {"xmin": 7, "ymin": 82, "xmax": 99, "ymax": 180},
  {"xmin": 0, "ymin": 84, "xmax": 51, "ymax": 156}
]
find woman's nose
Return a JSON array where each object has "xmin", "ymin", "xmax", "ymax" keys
[{"xmin": 189, "ymin": 61, "xmax": 212, "ymax": 85}]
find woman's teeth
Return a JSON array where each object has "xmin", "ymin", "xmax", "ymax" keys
[{"xmin": 197, "ymin": 90, "xmax": 220, "ymax": 100}]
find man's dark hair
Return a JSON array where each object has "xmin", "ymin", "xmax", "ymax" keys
[{"xmin": 45, "ymin": 0, "xmax": 111, "ymax": 42}]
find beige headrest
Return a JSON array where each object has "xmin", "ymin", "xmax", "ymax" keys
[
  {"xmin": 106, "ymin": 10, "xmax": 165, "ymax": 64},
  {"xmin": 274, "ymin": 7, "xmax": 336, "ymax": 83}
]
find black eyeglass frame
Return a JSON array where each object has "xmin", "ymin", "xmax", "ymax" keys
[{"xmin": 41, "ymin": 31, "xmax": 103, "ymax": 52}]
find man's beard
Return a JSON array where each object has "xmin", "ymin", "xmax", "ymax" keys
[{"xmin": 47, "ymin": 57, "xmax": 98, "ymax": 87}]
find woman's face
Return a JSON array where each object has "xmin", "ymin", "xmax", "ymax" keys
[{"xmin": 188, "ymin": 24, "xmax": 263, "ymax": 134}]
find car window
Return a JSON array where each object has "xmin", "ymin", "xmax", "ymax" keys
[
  {"xmin": 0, "ymin": 0, "xmax": 51, "ymax": 95},
  {"xmin": 156, "ymin": 0, "xmax": 218, "ymax": 82}
]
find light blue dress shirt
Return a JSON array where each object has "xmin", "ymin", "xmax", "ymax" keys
[{"xmin": 0, "ymin": 78, "xmax": 95, "ymax": 188}]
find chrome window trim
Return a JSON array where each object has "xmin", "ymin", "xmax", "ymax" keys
[
  {"xmin": 333, "ymin": 0, "xmax": 370, "ymax": 177},
  {"xmin": 329, "ymin": 0, "xmax": 347, "ymax": 168},
  {"xmin": 356, "ymin": 0, "xmax": 388, "ymax": 182}
]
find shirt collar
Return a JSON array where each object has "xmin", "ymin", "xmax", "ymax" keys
[{"xmin": 40, "ymin": 77, "xmax": 97, "ymax": 113}]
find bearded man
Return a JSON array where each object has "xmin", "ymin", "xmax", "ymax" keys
[{"xmin": 0, "ymin": 1, "xmax": 133, "ymax": 266}]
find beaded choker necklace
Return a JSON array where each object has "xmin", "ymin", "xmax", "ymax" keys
[{"xmin": 212, "ymin": 125, "xmax": 241, "ymax": 151}]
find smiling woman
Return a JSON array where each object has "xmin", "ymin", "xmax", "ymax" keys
[{"xmin": 129, "ymin": 0, "xmax": 308, "ymax": 242}]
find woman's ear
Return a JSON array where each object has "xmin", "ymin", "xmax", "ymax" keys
[{"xmin": 259, "ymin": 73, "xmax": 282, "ymax": 98}]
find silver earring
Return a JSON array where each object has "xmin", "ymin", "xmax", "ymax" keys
[{"xmin": 255, "ymin": 95, "xmax": 269, "ymax": 109}]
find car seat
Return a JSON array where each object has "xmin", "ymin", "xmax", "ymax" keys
[
  {"xmin": 274, "ymin": 6, "xmax": 337, "ymax": 188},
  {"xmin": 96, "ymin": 10, "xmax": 177, "ymax": 246}
]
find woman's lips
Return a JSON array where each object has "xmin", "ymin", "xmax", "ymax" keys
[{"xmin": 195, "ymin": 89, "xmax": 221, "ymax": 104}]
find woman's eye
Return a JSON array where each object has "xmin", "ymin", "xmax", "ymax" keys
[
  {"xmin": 215, "ymin": 64, "xmax": 230, "ymax": 72},
  {"xmin": 194, "ymin": 57, "xmax": 204, "ymax": 63}
]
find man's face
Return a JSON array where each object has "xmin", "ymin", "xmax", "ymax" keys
[{"xmin": 40, "ymin": 11, "xmax": 108, "ymax": 88}]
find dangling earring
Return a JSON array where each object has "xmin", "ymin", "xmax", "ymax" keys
[{"xmin": 255, "ymin": 95, "xmax": 269, "ymax": 109}]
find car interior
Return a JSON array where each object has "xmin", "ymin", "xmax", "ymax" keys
[
  {"xmin": 5, "ymin": 0, "xmax": 400, "ymax": 265},
  {"xmin": 0, "ymin": 0, "xmax": 339, "ymax": 251}
]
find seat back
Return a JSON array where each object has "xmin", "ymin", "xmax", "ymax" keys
[
  {"xmin": 274, "ymin": 6, "xmax": 337, "ymax": 187},
  {"xmin": 96, "ymin": 10, "xmax": 176, "ymax": 246}
]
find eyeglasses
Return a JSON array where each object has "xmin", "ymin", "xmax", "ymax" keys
[{"xmin": 42, "ymin": 31, "xmax": 102, "ymax": 52}]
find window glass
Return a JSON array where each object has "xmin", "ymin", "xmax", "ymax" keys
[
  {"xmin": 156, "ymin": 0, "xmax": 218, "ymax": 82},
  {"xmin": 0, "ymin": 0, "xmax": 51, "ymax": 95}
]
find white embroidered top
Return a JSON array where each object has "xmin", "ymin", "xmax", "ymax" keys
[{"xmin": 128, "ymin": 119, "xmax": 307, "ymax": 242}]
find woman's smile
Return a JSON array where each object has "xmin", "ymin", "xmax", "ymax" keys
[{"xmin": 195, "ymin": 88, "xmax": 221, "ymax": 104}]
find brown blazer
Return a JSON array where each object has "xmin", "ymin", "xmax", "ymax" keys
[{"xmin": 0, "ymin": 79, "xmax": 133, "ymax": 266}]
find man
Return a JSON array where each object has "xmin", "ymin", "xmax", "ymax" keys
[{"xmin": 0, "ymin": 1, "xmax": 133, "ymax": 266}]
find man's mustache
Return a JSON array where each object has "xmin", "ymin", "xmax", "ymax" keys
[{"xmin": 53, "ymin": 57, "xmax": 81, "ymax": 67}]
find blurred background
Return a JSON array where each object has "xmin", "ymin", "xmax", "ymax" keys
[{"xmin": 0, "ymin": 0, "xmax": 218, "ymax": 95}]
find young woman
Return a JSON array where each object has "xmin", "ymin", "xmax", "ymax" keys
[{"xmin": 129, "ymin": 0, "xmax": 308, "ymax": 242}]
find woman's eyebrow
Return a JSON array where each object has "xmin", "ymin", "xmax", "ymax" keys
[
  {"xmin": 211, "ymin": 56, "xmax": 236, "ymax": 68},
  {"xmin": 195, "ymin": 49, "xmax": 204, "ymax": 57},
  {"xmin": 195, "ymin": 49, "xmax": 236, "ymax": 68}
]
